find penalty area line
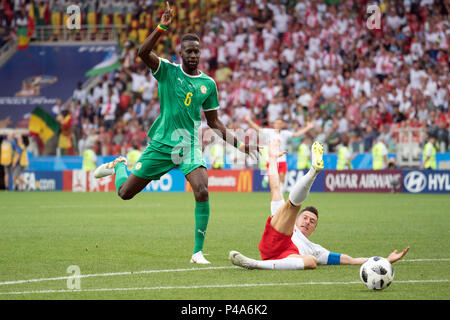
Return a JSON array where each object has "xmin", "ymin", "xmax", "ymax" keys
[{"xmin": 0, "ymin": 279, "xmax": 448, "ymax": 296}]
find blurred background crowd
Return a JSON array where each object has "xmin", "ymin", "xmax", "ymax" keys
[{"xmin": 0, "ymin": 0, "xmax": 448, "ymax": 163}]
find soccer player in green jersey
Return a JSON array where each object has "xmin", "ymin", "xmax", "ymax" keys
[{"xmin": 94, "ymin": 2, "xmax": 259, "ymax": 264}]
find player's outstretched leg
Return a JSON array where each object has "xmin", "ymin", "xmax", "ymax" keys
[
  {"xmin": 95, "ymin": 155, "xmax": 151, "ymax": 200},
  {"xmin": 311, "ymin": 141, "xmax": 324, "ymax": 171},
  {"xmin": 94, "ymin": 155, "xmax": 132, "ymax": 198},
  {"xmin": 94, "ymin": 156, "xmax": 127, "ymax": 179},
  {"xmin": 229, "ymin": 251, "xmax": 258, "ymax": 269},
  {"xmin": 229, "ymin": 251, "xmax": 316, "ymax": 270},
  {"xmin": 288, "ymin": 141, "xmax": 323, "ymax": 206}
]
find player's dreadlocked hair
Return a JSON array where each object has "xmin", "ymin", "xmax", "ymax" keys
[{"xmin": 181, "ymin": 33, "xmax": 200, "ymax": 43}]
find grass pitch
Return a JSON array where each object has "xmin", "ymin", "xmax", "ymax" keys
[{"xmin": 0, "ymin": 191, "xmax": 449, "ymax": 300}]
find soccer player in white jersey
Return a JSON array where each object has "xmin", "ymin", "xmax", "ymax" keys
[
  {"xmin": 244, "ymin": 115, "xmax": 315, "ymax": 193},
  {"xmin": 229, "ymin": 139, "xmax": 410, "ymax": 270}
]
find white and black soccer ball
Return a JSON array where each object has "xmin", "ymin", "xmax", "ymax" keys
[{"xmin": 360, "ymin": 256, "xmax": 394, "ymax": 290}]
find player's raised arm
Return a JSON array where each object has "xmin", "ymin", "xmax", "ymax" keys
[
  {"xmin": 267, "ymin": 139, "xmax": 287, "ymax": 202},
  {"xmin": 137, "ymin": 1, "xmax": 173, "ymax": 71},
  {"xmin": 204, "ymin": 109, "xmax": 260, "ymax": 160},
  {"xmin": 292, "ymin": 121, "xmax": 315, "ymax": 138},
  {"xmin": 244, "ymin": 115, "xmax": 263, "ymax": 132}
]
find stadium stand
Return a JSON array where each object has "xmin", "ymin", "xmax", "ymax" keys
[
  {"xmin": 0, "ymin": 0, "xmax": 448, "ymax": 167},
  {"xmin": 0, "ymin": 44, "xmax": 116, "ymax": 125}
]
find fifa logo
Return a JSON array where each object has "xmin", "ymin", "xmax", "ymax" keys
[{"xmin": 237, "ymin": 170, "xmax": 252, "ymax": 193}]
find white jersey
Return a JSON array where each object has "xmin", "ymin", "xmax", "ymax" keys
[
  {"xmin": 291, "ymin": 225, "xmax": 331, "ymax": 265},
  {"xmin": 261, "ymin": 128, "xmax": 293, "ymax": 163}
]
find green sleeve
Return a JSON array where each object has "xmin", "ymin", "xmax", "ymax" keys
[
  {"xmin": 152, "ymin": 58, "xmax": 173, "ymax": 82},
  {"xmin": 202, "ymin": 80, "xmax": 220, "ymax": 112}
]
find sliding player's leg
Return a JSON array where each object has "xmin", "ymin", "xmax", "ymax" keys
[
  {"xmin": 229, "ymin": 142, "xmax": 324, "ymax": 271},
  {"xmin": 230, "ymin": 198, "xmax": 317, "ymax": 270},
  {"xmin": 229, "ymin": 251, "xmax": 317, "ymax": 270},
  {"xmin": 240, "ymin": 139, "xmax": 314, "ymax": 269},
  {"xmin": 270, "ymin": 141, "xmax": 323, "ymax": 233},
  {"xmin": 288, "ymin": 141, "xmax": 323, "ymax": 207}
]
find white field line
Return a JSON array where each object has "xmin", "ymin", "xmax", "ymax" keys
[
  {"xmin": 0, "ymin": 279, "xmax": 448, "ymax": 296},
  {"xmin": 0, "ymin": 204, "xmax": 161, "ymax": 210},
  {"xmin": 397, "ymin": 258, "xmax": 450, "ymax": 262},
  {"xmin": 0, "ymin": 258, "xmax": 448, "ymax": 288},
  {"xmin": 0, "ymin": 266, "xmax": 238, "ymax": 286}
]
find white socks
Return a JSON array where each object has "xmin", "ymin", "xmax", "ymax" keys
[
  {"xmin": 256, "ymin": 257, "xmax": 305, "ymax": 270},
  {"xmin": 288, "ymin": 167, "xmax": 319, "ymax": 206}
]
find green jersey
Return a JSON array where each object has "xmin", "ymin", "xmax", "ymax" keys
[{"xmin": 149, "ymin": 58, "xmax": 219, "ymax": 149}]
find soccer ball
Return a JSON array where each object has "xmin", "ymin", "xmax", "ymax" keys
[{"xmin": 360, "ymin": 256, "xmax": 394, "ymax": 290}]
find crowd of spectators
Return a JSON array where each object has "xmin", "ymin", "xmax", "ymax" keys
[{"xmin": 4, "ymin": 0, "xmax": 450, "ymax": 162}]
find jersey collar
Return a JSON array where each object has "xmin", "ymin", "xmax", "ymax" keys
[{"xmin": 179, "ymin": 64, "xmax": 203, "ymax": 78}]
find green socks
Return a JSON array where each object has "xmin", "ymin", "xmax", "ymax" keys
[
  {"xmin": 114, "ymin": 162, "xmax": 128, "ymax": 191},
  {"xmin": 194, "ymin": 200, "xmax": 210, "ymax": 254},
  {"xmin": 114, "ymin": 162, "xmax": 209, "ymax": 255}
]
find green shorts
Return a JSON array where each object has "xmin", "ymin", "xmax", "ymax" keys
[{"xmin": 131, "ymin": 140, "xmax": 207, "ymax": 180}]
